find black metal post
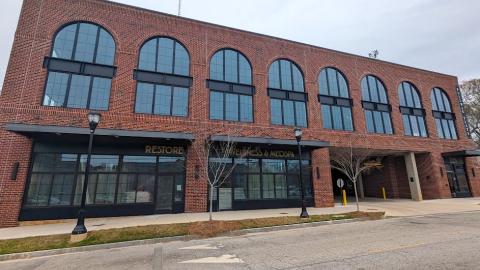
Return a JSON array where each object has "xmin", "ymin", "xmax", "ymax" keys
[
  {"xmin": 72, "ymin": 129, "xmax": 95, "ymax": 235},
  {"xmin": 297, "ymin": 139, "xmax": 309, "ymax": 218}
]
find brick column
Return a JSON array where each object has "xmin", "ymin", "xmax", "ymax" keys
[
  {"xmin": 311, "ymin": 147, "xmax": 334, "ymax": 207},
  {"xmin": 0, "ymin": 129, "xmax": 32, "ymax": 228},
  {"xmin": 184, "ymin": 139, "xmax": 208, "ymax": 213},
  {"xmin": 465, "ymin": 156, "xmax": 480, "ymax": 197},
  {"xmin": 404, "ymin": 152, "xmax": 423, "ymax": 201},
  {"xmin": 416, "ymin": 152, "xmax": 451, "ymax": 199}
]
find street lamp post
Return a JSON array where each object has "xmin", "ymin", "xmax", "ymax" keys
[
  {"xmin": 72, "ymin": 112, "xmax": 101, "ymax": 236},
  {"xmin": 294, "ymin": 128, "xmax": 309, "ymax": 218}
]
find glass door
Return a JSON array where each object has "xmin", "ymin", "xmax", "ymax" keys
[
  {"xmin": 444, "ymin": 157, "xmax": 471, "ymax": 198},
  {"xmin": 156, "ymin": 175, "xmax": 174, "ymax": 211}
]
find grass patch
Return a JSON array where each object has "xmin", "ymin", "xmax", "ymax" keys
[{"xmin": 0, "ymin": 211, "xmax": 383, "ymax": 255}]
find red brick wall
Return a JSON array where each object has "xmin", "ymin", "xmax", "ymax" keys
[
  {"xmin": 311, "ymin": 148, "xmax": 334, "ymax": 207},
  {"xmin": 0, "ymin": 0, "xmax": 478, "ymax": 227},
  {"xmin": 362, "ymin": 156, "xmax": 410, "ymax": 199},
  {"xmin": 465, "ymin": 157, "xmax": 480, "ymax": 197}
]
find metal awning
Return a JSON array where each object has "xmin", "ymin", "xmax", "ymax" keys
[
  {"xmin": 5, "ymin": 123, "xmax": 194, "ymax": 141},
  {"xmin": 442, "ymin": 149, "xmax": 480, "ymax": 157},
  {"xmin": 210, "ymin": 135, "xmax": 329, "ymax": 148}
]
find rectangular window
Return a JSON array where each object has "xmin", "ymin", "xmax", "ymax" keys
[
  {"xmin": 262, "ymin": 175, "xmax": 275, "ymax": 199},
  {"xmin": 322, "ymin": 105, "xmax": 332, "ymax": 129},
  {"xmin": 43, "ymin": 71, "xmax": 111, "ymax": 110},
  {"xmin": 270, "ymin": 98, "xmax": 307, "ymax": 127},
  {"xmin": 209, "ymin": 91, "xmax": 253, "ymax": 122},
  {"xmin": 135, "ymin": 82, "xmax": 188, "ymax": 117}
]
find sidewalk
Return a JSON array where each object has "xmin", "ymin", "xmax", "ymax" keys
[{"xmin": 0, "ymin": 197, "xmax": 479, "ymax": 240}]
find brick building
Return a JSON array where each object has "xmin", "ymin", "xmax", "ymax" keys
[{"xmin": 0, "ymin": 0, "xmax": 479, "ymax": 227}]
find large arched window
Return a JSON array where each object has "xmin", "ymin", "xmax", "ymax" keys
[
  {"xmin": 361, "ymin": 75, "xmax": 393, "ymax": 134},
  {"xmin": 268, "ymin": 59, "xmax": 307, "ymax": 127},
  {"xmin": 430, "ymin": 87, "xmax": 457, "ymax": 139},
  {"xmin": 134, "ymin": 37, "xmax": 191, "ymax": 116},
  {"xmin": 398, "ymin": 82, "xmax": 427, "ymax": 137},
  {"xmin": 43, "ymin": 22, "xmax": 116, "ymax": 110},
  {"xmin": 208, "ymin": 49, "xmax": 253, "ymax": 122},
  {"xmin": 319, "ymin": 67, "xmax": 353, "ymax": 131}
]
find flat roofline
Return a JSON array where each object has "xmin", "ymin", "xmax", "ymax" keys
[
  {"xmin": 103, "ymin": 0, "xmax": 457, "ymax": 79},
  {"xmin": 5, "ymin": 123, "xmax": 194, "ymax": 140}
]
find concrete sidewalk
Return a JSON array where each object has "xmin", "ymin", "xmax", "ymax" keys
[{"xmin": 0, "ymin": 197, "xmax": 479, "ymax": 240}]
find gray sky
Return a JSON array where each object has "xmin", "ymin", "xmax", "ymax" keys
[{"xmin": 1, "ymin": 0, "xmax": 479, "ymax": 88}]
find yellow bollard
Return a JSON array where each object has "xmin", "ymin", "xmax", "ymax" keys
[
  {"xmin": 342, "ymin": 189, "xmax": 347, "ymax": 206},
  {"xmin": 382, "ymin": 187, "xmax": 387, "ymax": 200}
]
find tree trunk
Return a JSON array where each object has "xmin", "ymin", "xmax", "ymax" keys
[
  {"xmin": 209, "ymin": 185, "xmax": 214, "ymax": 221},
  {"xmin": 353, "ymin": 180, "xmax": 360, "ymax": 212}
]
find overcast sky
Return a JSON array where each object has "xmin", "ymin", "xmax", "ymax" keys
[{"xmin": 1, "ymin": 0, "xmax": 479, "ymax": 88}]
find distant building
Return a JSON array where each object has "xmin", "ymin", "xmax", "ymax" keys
[{"xmin": 0, "ymin": 0, "xmax": 478, "ymax": 227}]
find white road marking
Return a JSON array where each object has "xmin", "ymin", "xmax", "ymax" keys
[
  {"xmin": 178, "ymin": 244, "xmax": 219, "ymax": 250},
  {"xmin": 179, "ymin": 254, "xmax": 244, "ymax": 264}
]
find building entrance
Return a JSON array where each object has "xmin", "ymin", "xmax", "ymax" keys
[{"xmin": 444, "ymin": 157, "xmax": 471, "ymax": 198}]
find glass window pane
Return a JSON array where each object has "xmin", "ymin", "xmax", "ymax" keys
[
  {"xmin": 67, "ymin": 75, "xmax": 91, "ymax": 108},
  {"xmin": 135, "ymin": 83, "xmax": 154, "ymax": 113},
  {"xmin": 275, "ymin": 175, "xmax": 287, "ymax": 199},
  {"xmin": 319, "ymin": 69, "xmax": 328, "ymax": 95},
  {"xmin": 322, "ymin": 105, "xmax": 332, "ymax": 129},
  {"xmin": 32, "ymin": 153, "xmax": 77, "ymax": 172},
  {"xmin": 282, "ymin": 100, "xmax": 295, "ymax": 126},
  {"xmin": 411, "ymin": 87, "xmax": 421, "ymax": 108},
  {"xmin": 410, "ymin": 115, "xmax": 419, "ymax": 136},
  {"xmin": 441, "ymin": 119, "xmax": 451, "ymax": 139},
  {"xmin": 430, "ymin": 90, "xmax": 438, "ymax": 111},
  {"xmin": 268, "ymin": 61, "xmax": 280, "ymax": 89},
  {"xmin": 270, "ymin": 98, "xmax": 282, "ymax": 125},
  {"xmin": 373, "ymin": 111, "xmax": 384, "ymax": 133},
  {"xmin": 174, "ymin": 44, "xmax": 189, "ymax": 76},
  {"xmin": 117, "ymin": 174, "xmax": 137, "ymax": 203},
  {"xmin": 81, "ymin": 155, "xmax": 119, "ymax": 173},
  {"xmin": 287, "ymin": 175, "xmax": 300, "ymax": 199},
  {"xmin": 403, "ymin": 114, "xmax": 412, "ymax": 136},
  {"xmin": 442, "ymin": 92, "xmax": 452, "ymax": 112},
  {"xmin": 248, "ymin": 175, "xmax": 261, "ymax": 199},
  {"xmin": 136, "ymin": 175, "xmax": 155, "ymax": 203},
  {"xmin": 157, "ymin": 38, "xmax": 174, "ymax": 73},
  {"xmin": 435, "ymin": 89, "xmax": 446, "ymax": 111},
  {"xmin": 238, "ymin": 54, "xmax": 251, "ymax": 84},
  {"xmin": 365, "ymin": 110, "xmax": 375, "ymax": 133},
  {"xmin": 95, "ymin": 29, "xmax": 115, "ymax": 65},
  {"xmin": 332, "ymin": 105, "xmax": 343, "ymax": 130},
  {"xmin": 377, "ymin": 81, "xmax": 387, "ymax": 104},
  {"xmin": 26, "ymin": 174, "xmax": 52, "ymax": 206},
  {"xmin": 262, "ymin": 159, "xmax": 286, "ymax": 173},
  {"xmin": 74, "ymin": 23, "xmax": 98, "ymax": 63},
  {"xmin": 93, "ymin": 174, "xmax": 116, "ymax": 204},
  {"xmin": 158, "ymin": 157, "xmax": 185, "ymax": 173},
  {"xmin": 224, "ymin": 50, "xmax": 238, "ymax": 83},
  {"xmin": 338, "ymin": 72, "xmax": 349, "ymax": 98},
  {"xmin": 89, "ymin": 77, "xmax": 111, "ymax": 110},
  {"xmin": 154, "ymin": 85, "xmax": 172, "ymax": 115},
  {"xmin": 368, "ymin": 76, "xmax": 379, "ymax": 102},
  {"xmin": 234, "ymin": 174, "xmax": 247, "ymax": 200},
  {"xmin": 262, "ymin": 175, "xmax": 275, "ymax": 199},
  {"xmin": 292, "ymin": 64, "xmax": 304, "ymax": 92},
  {"xmin": 327, "ymin": 69, "xmax": 339, "ymax": 97},
  {"xmin": 383, "ymin": 112, "xmax": 393, "ymax": 134},
  {"xmin": 239, "ymin": 95, "xmax": 253, "ymax": 122},
  {"xmin": 52, "ymin": 24, "xmax": 76, "ymax": 59},
  {"xmin": 139, "ymin": 39, "xmax": 157, "ymax": 71},
  {"xmin": 43, "ymin": 72, "xmax": 69, "ymax": 106},
  {"xmin": 172, "ymin": 87, "xmax": 189, "ymax": 116},
  {"xmin": 294, "ymin": 101, "xmax": 307, "ymax": 127},
  {"xmin": 210, "ymin": 51, "xmax": 223, "ymax": 81},
  {"xmin": 225, "ymin": 93, "xmax": 239, "ymax": 121},
  {"xmin": 398, "ymin": 84, "xmax": 406, "ymax": 107},
  {"xmin": 342, "ymin": 107, "xmax": 353, "ymax": 131},
  {"xmin": 361, "ymin": 77, "xmax": 370, "ymax": 101},
  {"xmin": 448, "ymin": 120, "xmax": 457, "ymax": 139},
  {"xmin": 280, "ymin": 60, "xmax": 292, "ymax": 90},
  {"xmin": 418, "ymin": 116, "xmax": 427, "ymax": 137},
  {"xmin": 435, "ymin": 118, "xmax": 444, "ymax": 138},
  {"xmin": 405, "ymin": 85, "xmax": 414, "ymax": 108},
  {"xmin": 210, "ymin": 91, "xmax": 224, "ymax": 120},
  {"xmin": 122, "ymin": 156, "xmax": 157, "ymax": 173}
]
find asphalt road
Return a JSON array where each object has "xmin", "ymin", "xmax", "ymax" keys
[{"xmin": 1, "ymin": 211, "xmax": 480, "ymax": 270}]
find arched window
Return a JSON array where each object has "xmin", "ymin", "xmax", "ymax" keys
[
  {"xmin": 134, "ymin": 37, "xmax": 191, "ymax": 116},
  {"xmin": 319, "ymin": 68, "xmax": 353, "ymax": 131},
  {"xmin": 268, "ymin": 59, "xmax": 307, "ymax": 127},
  {"xmin": 43, "ymin": 22, "xmax": 116, "ymax": 110},
  {"xmin": 430, "ymin": 87, "xmax": 457, "ymax": 139},
  {"xmin": 398, "ymin": 82, "xmax": 427, "ymax": 137},
  {"xmin": 361, "ymin": 75, "xmax": 393, "ymax": 134},
  {"xmin": 207, "ymin": 49, "xmax": 253, "ymax": 122}
]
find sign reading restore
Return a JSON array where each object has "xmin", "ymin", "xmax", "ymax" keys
[{"xmin": 145, "ymin": 145, "xmax": 184, "ymax": 155}]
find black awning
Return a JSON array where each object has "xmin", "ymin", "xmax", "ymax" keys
[
  {"xmin": 210, "ymin": 135, "xmax": 329, "ymax": 149},
  {"xmin": 5, "ymin": 123, "xmax": 194, "ymax": 141},
  {"xmin": 442, "ymin": 149, "xmax": 480, "ymax": 157}
]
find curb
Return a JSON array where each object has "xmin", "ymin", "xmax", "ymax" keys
[{"xmin": 0, "ymin": 216, "xmax": 376, "ymax": 262}]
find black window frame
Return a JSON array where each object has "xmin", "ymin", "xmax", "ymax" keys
[
  {"xmin": 430, "ymin": 87, "xmax": 458, "ymax": 140},
  {"xmin": 361, "ymin": 75, "xmax": 394, "ymax": 134},
  {"xmin": 207, "ymin": 48, "xmax": 255, "ymax": 123},
  {"xmin": 134, "ymin": 82, "xmax": 190, "ymax": 117},
  {"xmin": 398, "ymin": 81, "xmax": 428, "ymax": 137}
]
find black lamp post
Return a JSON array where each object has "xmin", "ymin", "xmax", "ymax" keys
[
  {"xmin": 294, "ymin": 128, "xmax": 309, "ymax": 218},
  {"xmin": 72, "ymin": 111, "xmax": 101, "ymax": 235}
]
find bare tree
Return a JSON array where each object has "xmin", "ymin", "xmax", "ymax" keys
[
  {"xmin": 460, "ymin": 79, "xmax": 480, "ymax": 146},
  {"xmin": 191, "ymin": 129, "xmax": 245, "ymax": 221},
  {"xmin": 329, "ymin": 140, "xmax": 382, "ymax": 212}
]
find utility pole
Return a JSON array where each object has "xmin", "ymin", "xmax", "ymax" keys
[{"xmin": 178, "ymin": 0, "xmax": 182, "ymax": 16}]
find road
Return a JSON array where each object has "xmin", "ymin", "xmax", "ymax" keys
[{"xmin": 1, "ymin": 211, "xmax": 480, "ymax": 270}]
